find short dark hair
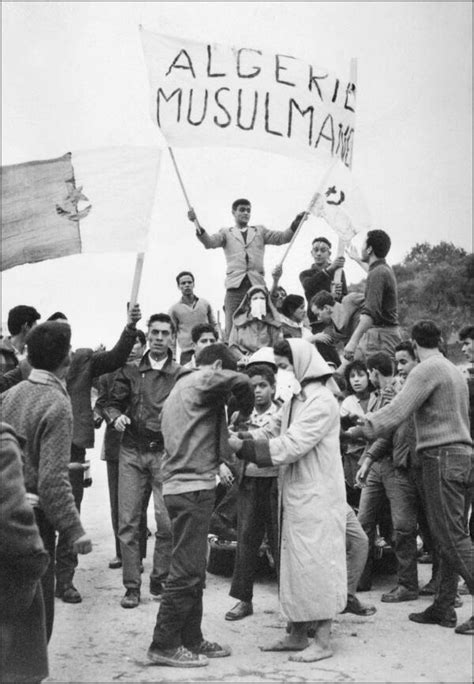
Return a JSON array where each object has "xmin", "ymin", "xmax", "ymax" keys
[
  {"xmin": 135, "ymin": 329, "xmax": 146, "ymax": 346},
  {"xmin": 344, "ymin": 360, "xmax": 371, "ymax": 395},
  {"xmin": 26, "ymin": 321, "xmax": 71, "ymax": 371},
  {"xmin": 459, "ymin": 325, "xmax": 474, "ymax": 341},
  {"xmin": 8, "ymin": 305, "xmax": 41, "ymax": 335},
  {"xmin": 312, "ymin": 236, "xmax": 332, "ymax": 249},
  {"xmin": 273, "ymin": 338, "xmax": 293, "ymax": 364},
  {"xmin": 411, "ymin": 320, "xmax": 441, "ymax": 349},
  {"xmin": 310, "ymin": 290, "xmax": 335, "ymax": 309},
  {"xmin": 280, "ymin": 294, "xmax": 305, "ymax": 319},
  {"xmin": 196, "ymin": 342, "xmax": 237, "ymax": 371},
  {"xmin": 246, "ymin": 363, "xmax": 276, "ymax": 387},
  {"xmin": 367, "ymin": 352, "xmax": 393, "ymax": 377},
  {"xmin": 395, "ymin": 341, "xmax": 416, "ymax": 359},
  {"xmin": 366, "ymin": 229, "xmax": 391, "ymax": 258},
  {"xmin": 47, "ymin": 311, "xmax": 68, "ymax": 322},
  {"xmin": 191, "ymin": 323, "xmax": 217, "ymax": 344},
  {"xmin": 176, "ymin": 271, "xmax": 194, "ymax": 285},
  {"xmin": 147, "ymin": 313, "xmax": 175, "ymax": 335},
  {"xmin": 232, "ymin": 198, "xmax": 251, "ymax": 211}
]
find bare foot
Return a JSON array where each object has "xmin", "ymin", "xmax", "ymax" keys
[
  {"xmin": 260, "ymin": 635, "xmax": 309, "ymax": 652},
  {"xmin": 289, "ymin": 642, "xmax": 333, "ymax": 662}
]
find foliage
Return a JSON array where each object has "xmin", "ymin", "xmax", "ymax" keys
[{"xmin": 350, "ymin": 241, "xmax": 473, "ymax": 342}]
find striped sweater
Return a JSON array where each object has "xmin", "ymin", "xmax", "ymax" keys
[
  {"xmin": 1, "ymin": 370, "xmax": 84, "ymax": 544},
  {"xmin": 363, "ymin": 354, "xmax": 472, "ymax": 451}
]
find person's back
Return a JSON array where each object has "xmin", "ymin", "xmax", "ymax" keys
[{"xmin": 0, "ymin": 322, "xmax": 91, "ymax": 640}]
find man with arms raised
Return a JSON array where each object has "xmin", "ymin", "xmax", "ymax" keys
[{"xmin": 189, "ymin": 199, "xmax": 304, "ymax": 339}]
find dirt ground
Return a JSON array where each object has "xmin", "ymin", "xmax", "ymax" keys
[{"xmin": 46, "ymin": 434, "xmax": 472, "ymax": 684}]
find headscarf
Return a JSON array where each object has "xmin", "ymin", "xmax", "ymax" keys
[
  {"xmin": 286, "ymin": 338, "xmax": 339, "ymax": 396},
  {"xmin": 232, "ymin": 285, "xmax": 281, "ymax": 330}
]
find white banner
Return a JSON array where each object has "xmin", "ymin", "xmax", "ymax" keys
[{"xmin": 140, "ymin": 28, "xmax": 356, "ymax": 165}]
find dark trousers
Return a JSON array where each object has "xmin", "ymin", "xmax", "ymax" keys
[
  {"xmin": 151, "ymin": 489, "xmax": 215, "ymax": 651},
  {"xmin": 35, "ymin": 509, "xmax": 56, "ymax": 643},
  {"xmin": 55, "ymin": 446, "xmax": 85, "ymax": 587},
  {"xmin": 224, "ymin": 276, "xmax": 252, "ymax": 340},
  {"xmin": 106, "ymin": 460, "xmax": 150, "ymax": 560},
  {"xmin": 411, "ymin": 465, "xmax": 440, "ymax": 582},
  {"xmin": 358, "ymin": 458, "xmax": 419, "ymax": 591},
  {"xmin": 421, "ymin": 446, "xmax": 474, "ymax": 612},
  {"xmin": 230, "ymin": 477, "xmax": 278, "ymax": 602}
]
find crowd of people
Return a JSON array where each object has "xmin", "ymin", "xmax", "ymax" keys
[{"xmin": 0, "ymin": 197, "xmax": 472, "ymax": 679}]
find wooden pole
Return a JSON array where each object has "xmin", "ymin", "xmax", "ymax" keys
[
  {"xmin": 277, "ymin": 158, "xmax": 338, "ymax": 267},
  {"xmin": 129, "ymin": 251, "xmax": 145, "ymax": 309},
  {"xmin": 334, "ymin": 57, "xmax": 358, "ymax": 285},
  {"xmin": 168, "ymin": 147, "xmax": 202, "ymax": 232}
]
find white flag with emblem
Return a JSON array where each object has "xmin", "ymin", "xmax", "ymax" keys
[{"xmin": 309, "ymin": 160, "xmax": 371, "ymax": 241}]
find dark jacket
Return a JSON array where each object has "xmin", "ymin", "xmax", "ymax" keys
[
  {"xmin": 66, "ymin": 325, "xmax": 138, "ymax": 452},
  {"xmin": 94, "ymin": 370, "xmax": 122, "ymax": 461},
  {"xmin": 103, "ymin": 349, "xmax": 181, "ymax": 448},
  {"xmin": 0, "ymin": 423, "xmax": 49, "ymax": 683}
]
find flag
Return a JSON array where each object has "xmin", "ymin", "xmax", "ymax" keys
[
  {"xmin": 1, "ymin": 147, "xmax": 161, "ymax": 271},
  {"xmin": 308, "ymin": 160, "xmax": 371, "ymax": 242},
  {"xmin": 139, "ymin": 27, "xmax": 356, "ymax": 166}
]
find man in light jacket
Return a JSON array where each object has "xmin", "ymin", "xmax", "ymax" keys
[{"xmin": 188, "ymin": 199, "xmax": 304, "ymax": 339}]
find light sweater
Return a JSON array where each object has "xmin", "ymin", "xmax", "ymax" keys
[
  {"xmin": 363, "ymin": 354, "xmax": 471, "ymax": 452},
  {"xmin": 1, "ymin": 370, "xmax": 85, "ymax": 544}
]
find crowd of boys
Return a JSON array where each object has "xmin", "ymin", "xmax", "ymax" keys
[{"xmin": 1, "ymin": 197, "xmax": 472, "ymax": 679}]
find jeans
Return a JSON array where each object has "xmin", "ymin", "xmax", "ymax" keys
[
  {"xmin": 420, "ymin": 445, "xmax": 474, "ymax": 612},
  {"xmin": 410, "ymin": 466, "xmax": 440, "ymax": 582},
  {"xmin": 118, "ymin": 443, "xmax": 172, "ymax": 590},
  {"xmin": 55, "ymin": 445, "xmax": 85, "ymax": 587},
  {"xmin": 230, "ymin": 477, "xmax": 279, "ymax": 602},
  {"xmin": 346, "ymin": 504, "xmax": 369, "ymax": 595},
  {"xmin": 224, "ymin": 276, "xmax": 252, "ymax": 340},
  {"xmin": 358, "ymin": 458, "xmax": 419, "ymax": 591},
  {"xmin": 151, "ymin": 489, "xmax": 216, "ymax": 651},
  {"xmin": 106, "ymin": 461, "xmax": 151, "ymax": 560},
  {"xmin": 35, "ymin": 509, "xmax": 56, "ymax": 643}
]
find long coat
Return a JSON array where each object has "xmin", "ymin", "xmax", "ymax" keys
[{"xmin": 252, "ymin": 340, "xmax": 347, "ymax": 621}]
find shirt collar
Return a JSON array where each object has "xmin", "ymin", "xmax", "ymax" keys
[{"xmin": 29, "ymin": 368, "xmax": 68, "ymax": 396}]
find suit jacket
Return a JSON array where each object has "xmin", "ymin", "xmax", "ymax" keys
[{"xmin": 197, "ymin": 224, "xmax": 294, "ymax": 289}]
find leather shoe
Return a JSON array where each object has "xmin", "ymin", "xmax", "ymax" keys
[
  {"xmin": 409, "ymin": 605, "xmax": 456, "ymax": 628},
  {"xmin": 150, "ymin": 580, "xmax": 164, "ymax": 598},
  {"xmin": 225, "ymin": 600, "xmax": 253, "ymax": 621},
  {"xmin": 454, "ymin": 616, "xmax": 474, "ymax": 635},
  {"xmin": 121, "ymin": 588, "xmax": 140, "ymax": 608},
  {"xmin": 108, "ymin": 557, "xmax": 122, "ymax": 569},
  {"xmin": 419, "ymin": 580, "xmax": 437, "ymax": 595},
  {"xmin": 381, "ymin": 585, "xmax": 418, "ymax": 603},
  {"xmin": 55, "ymin": 584, "xmax": 82, "ymax": 603},
  {"xmin": 342, "ymin": 594, "xmax": 377, "ymax": 616}
]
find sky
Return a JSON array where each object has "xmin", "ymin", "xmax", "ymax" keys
[{"xmin": 2, "ymin": 1, "xmax": 472, "ymax": 347}]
